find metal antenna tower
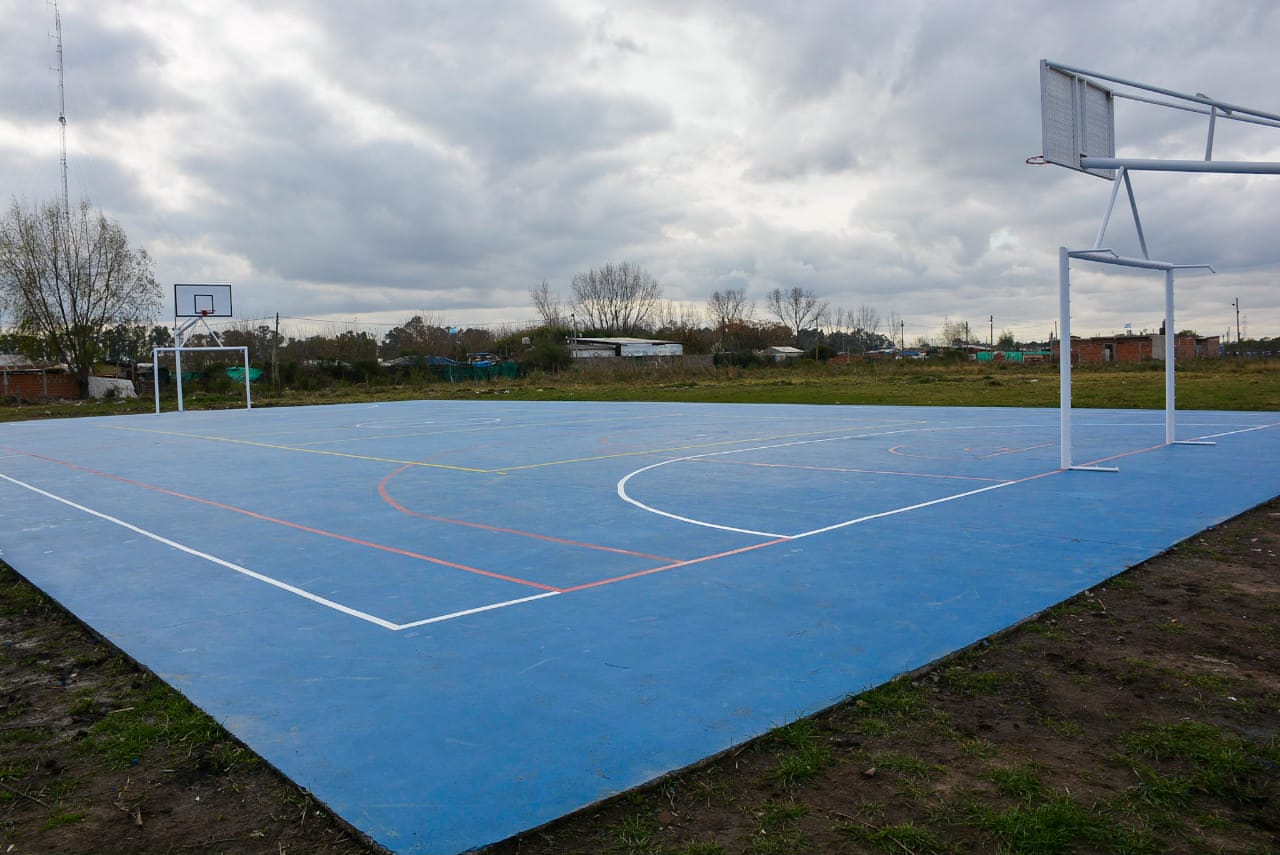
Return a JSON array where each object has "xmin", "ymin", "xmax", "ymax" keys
[{"xmin": 53, "ymin": 0, "xmax": 69, "ymax": 217}]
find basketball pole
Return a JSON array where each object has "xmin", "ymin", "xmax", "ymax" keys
[
  {"xmin": 174, "ymin": 319, "xmax": 186, "ymax": 413},
  {"xmin": 1058, "ymin": 246, "xmax": 1072, "ymax": 470}
]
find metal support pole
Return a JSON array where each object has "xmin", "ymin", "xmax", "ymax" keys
[
  {"xmin": 153, "ymin": 349, "xmax": 161, "ymax": 414},
  {"xmin": 174, "ymin": 325, "xmax": 185, "ymax": 413},
  {"xmin": 1122, "ymin": 171, "xmax": 1150, "ymax": 260},
  {"xmin": 1059, "ymin": 247, "xmax": 1072, "ymax": 470},
  {"xmin": 1164, "ymin": 269, "xmax": 1176, "ymax": 444},
  {"xmin": 242, "ymin": 347, "xmax": 253, "ymax": 409}
]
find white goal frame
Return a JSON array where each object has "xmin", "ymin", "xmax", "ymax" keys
[{"xmin": 152, "ymin": 312, "xmax": 252, "ymax": 414}]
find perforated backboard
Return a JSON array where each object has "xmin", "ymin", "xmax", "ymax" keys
[
  {"xmin": 1041, "ymin": 60, "xmax": 1116, "ymax": 179},
  {"xmin": 174, "ymin": 283, "xmax": 233, "ymax": 318}
]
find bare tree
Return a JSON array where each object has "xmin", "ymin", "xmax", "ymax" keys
[
  {"xmin": 886, "ymin": 309, "xmax": 904, "ymax": 349},
  {"xmin": 529, "ymin": 279, "xmax": 566, "ymax": 328},
  {"xmin": 766, "ymin": 287, "xmax": 828, "ymax": 344},
  {"xmin": 0, "ymin": 197, "xmax": 159, "ymax": 395},
  {"xmin": 706, "ymin": 288, "xmax": 753, "ymax": 331},
  {"xmin": 570, "ymin": 262, "xmax": 662, "ymax": 334},
  {"xmin": 852, "ymin": 304, "xmax": 881, "ymax": 337},
  {"xmin": 940, "ymin": 317, "xmax": 975, "ymax": 347}
]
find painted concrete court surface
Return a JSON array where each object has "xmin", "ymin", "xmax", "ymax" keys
[{"xmin": 1, "ymin": 400, "xmax": 1277, "ymax": 854}]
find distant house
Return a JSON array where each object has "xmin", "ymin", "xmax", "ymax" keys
[
  {"xmin": 1050, "ymin": 333, "xmax": 1220, "ymax": 364},
  {"xmin": 759, "ymin": 346, "xmax": 805, "ymax": 362},
  {"xmin": 570, "ymin": 337, "xmax": 683, "ymax": 359}
]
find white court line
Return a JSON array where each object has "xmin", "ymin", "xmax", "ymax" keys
[
  {"xmin": 0, "ymin": 472, "xmax": 549, "ymax": 632},
  {"xmin": 392, "ymin": 591, "xmax": 562, "ymax": 629},
  {"xmin": 616, "ymin": 428, "xmax": 1030, "ymax": 539},
  {"xmin": 791, "ymin": 480, "xmax": 1017, "ymax": 538},
  {"xmin": 1191, "ymin": 422, "xmax": 1280, "ymax": 441}
]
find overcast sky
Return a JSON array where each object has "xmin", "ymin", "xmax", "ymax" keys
[{"xmin": 2, "ymin": 0, "xmax": 1278, "ymax": 343}]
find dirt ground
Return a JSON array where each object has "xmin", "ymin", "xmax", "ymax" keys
[{"xmin": 2, "ymin": 497, "xmax": 1278, "ymax": 854}]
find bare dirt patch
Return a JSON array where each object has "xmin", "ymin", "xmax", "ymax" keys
[{"xmin": 2, "ymin": 499, "xmax": 1278, "ymax": 854}]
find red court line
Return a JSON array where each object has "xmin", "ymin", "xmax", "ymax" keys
[
  {"xmin": 4, "ymin": 447, "xmax": 560, "ymax": 593},
  {"xmin": 377, "ymin": 464, "xmax": 677, "ymax": 561}
]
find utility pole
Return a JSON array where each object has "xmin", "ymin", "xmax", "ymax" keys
[
  {"xmin": 989, "ymin": 315, "xmax": 994, "ymax": 347},
  {"xmin": 1232, "ymin": 298, "xmax": 1241, "ymax": 355},
  {"xmin": 272, "ymin": 312, "xmax": 280, "ymax": 386}
]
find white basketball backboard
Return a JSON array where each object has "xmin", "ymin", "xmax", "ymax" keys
[
  {"xmin": 174, "ymin": 283, "xmax": 233, "ymax": 318},
  {"xmin": 1040, "ymin": 60, "xmax": 1116, "ymax": 179}
]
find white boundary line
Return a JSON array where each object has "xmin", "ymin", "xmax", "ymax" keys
[
  {"xmin": 616, "ymin": 429, "xmax": 1027, "ymax": 539},
  {"xmin": 1191, "ymin": 422, "xmax": 1280, "ymax": 441},
  {"xmin": 0, "ymin": 471, "xmax": 550, "ymax": 631}
]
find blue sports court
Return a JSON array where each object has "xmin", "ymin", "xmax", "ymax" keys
[{"xmin": 1, "ymin": 400, "xmax": 1277, "ymax": 853}]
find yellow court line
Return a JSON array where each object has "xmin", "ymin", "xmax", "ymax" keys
[
  {"xmin": 286, "ymin": 411, "xmax": 700, "ymax": 448},
  {"xmin": 102, "ymin": 425, "xmax": 490, "ymax": 473},
  {"xmin": 105, "ymin": 419, "xmax": 928, "ymax": 475},
  {"xmin": 489, "ymin": 421, "xmax": 927, "ymax": 473}
]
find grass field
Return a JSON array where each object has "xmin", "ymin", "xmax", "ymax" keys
[{"xmin": 6, "ymin": 358, "xmax": 1280, "ymax": 417}]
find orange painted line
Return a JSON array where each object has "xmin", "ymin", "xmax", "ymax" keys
[
  {"xmin": 560, "ymin": 537, "xmax": 792, "ymax": 593},
  {"xmin": 377, "ymin": 465, "xmax": 678, "ymax": 561},
  {"xmin": 6, "ymin": 448, "xmax": 560, "ymax": 593}
]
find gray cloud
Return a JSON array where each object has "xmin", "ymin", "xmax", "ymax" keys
[{"xmin": 2, "ymin": 0, "xmax": 1278, "ymax": 341}]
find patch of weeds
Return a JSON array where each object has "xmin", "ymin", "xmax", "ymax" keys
[
  {"xmin": 40, "ymin": 811, "xmax": 87, "ymax": 831},
  {"xmin": 847, "ymin": 677, "xmax": 931, "ymax": 734},
  {"xmin": 982, "ymin": 764, "xmax": 1045, "ymax": 801},
  {"xmin": 83, "ymin": 675, "xmax": 227, "ymax": 769},
  {"xmin": 1248, "ymin": 622, "xmax": 1279, "ymax": 641},
  {"xmin": 770, "ymin": 719, "xmax": 819, "ymax": 751},
  {"xmin": 835, "ymin": 820, "xmax": 951, "ymax": 854},
  {"xmin": 1097, "ymin": 572, "xmax": 1140, "ymax": 591},
  {"xmin": 940, "ymin": 664, "xmax": 1010, "ymax": 697},
  {"xmin": 0, "ymin": 696, "xmax": 30, "ymax": 720},
  {"xmin": 969, "ymin": 792, "xmax": 1158, "ymax": 855},
  {"xmin": 1038, "ymin": 716, "xmax": 1086, "ymax": 738},
  {"xmin": 1027, "ymin": 620, "xmax": 1069, "ymax": 642},
  {"xmin": 610, "ymin": 812, "xmax": 657, "ymax": 853},
  {"xmin": 67, "ymin": 688, "xmax": 98, "ymax": 717},
  {"xmin": 676, "ymin": 772, "xmax": 733, "ymax": 809},
  {"xmin": 1070, "ymin": 671, "xmax": 1096, "ymax": 688},
  {"xmin": 1121, "ymin": 719, "xmax": 1279, "ymax": 806},
  {"xmin": 743, "ymin": 831, "xmax": 811, "ymax": 855},
  {"xmin": 1171, "ymin": 538, "xmax": 1216, "ymax": 559},
  {"xmin": 0, "ymin": 725, "xmax": 51, "ymax": 747},
  {"xmin": 754, "ymin": 800, "xmax": 807, "ymax": 830},
  {"xmin": 1115, "ymin": 658, "xmax": 1172, "ymax": 689},
  {"xmin": 1157, "ymin": 618, "xmax": 1188, "ymax": 634},
  {"xmin": 871, "ymin": 751, "xmax": 942, "ymax": 781},
  {"xmin": 958, "ymin": 737, "xmax": 998, "ymax": 760},
  {"xmin": 766, "ymin": 743, "xmax": 832, "ymax": 790},
  {"xmin": 669, "ymin": 842, "xmax": 725, "ymax": 855},
  {"xmin": 763, "ymin": 720, "xmax": 833, "ymax": 790}
]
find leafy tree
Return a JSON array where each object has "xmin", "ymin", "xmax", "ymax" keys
[
  {"xmin": 0, "ymin": 198, "xmax": 160, "ymax": 395},
  {"xmin": 997, "ymin": 329, "xmax": 1017, "ymax": 350}
]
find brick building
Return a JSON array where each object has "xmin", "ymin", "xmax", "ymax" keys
[{"xmin": 1050, "ymin": 333, "xmax": 1220, "ymax": 364}]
